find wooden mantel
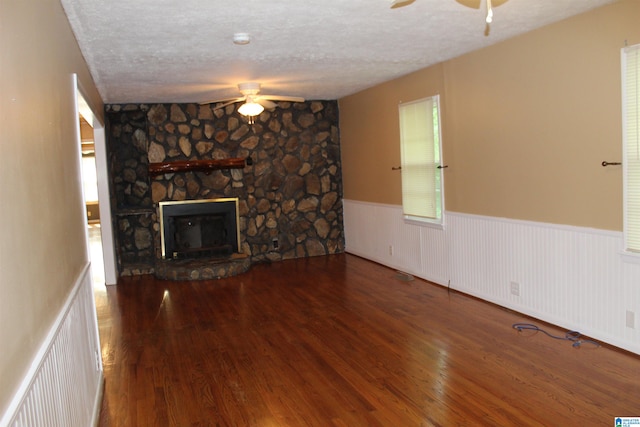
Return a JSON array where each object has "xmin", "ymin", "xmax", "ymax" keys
[{"xmin": 148, "ymin": 157, "xmax": 252, "ymax": 177}]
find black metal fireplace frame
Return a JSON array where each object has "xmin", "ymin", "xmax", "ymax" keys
[{"xmin": 158, "ymin": 198, "xmax": 240, "ymax": 260}]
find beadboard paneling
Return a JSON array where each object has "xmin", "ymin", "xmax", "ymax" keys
[
  {"xmin": 1, "ymin": 265, "xmax": 103, "ymax": 427},
  {"xmin": 343, "ymin": 199, "xmax": 640, "ymax": 354}
]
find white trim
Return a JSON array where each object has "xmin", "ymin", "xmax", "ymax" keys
[
  {"xmin": 74, "ymin": 74, "xmax": 117, "ymax": 285},
  {"xmin": 622, "ymin": 44, "xmax": 640, "ymax": 253},
  {"xmin": 93, "ymin": 126, "xmax": 117, "ymax": 284},
  {"xmin": 398, "ymin": 95, "xmax": 445, "ymax": 223},
  {"xmin": 90, "ymin": 378, "xmax": 105, "ymax": 427},
  {"xmin": 403, "ymin": 215, "xmax": 445, "ymax": 230}
]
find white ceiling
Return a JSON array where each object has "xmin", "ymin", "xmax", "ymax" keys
[{"xmin": 60, "ymin": 0, "xmax": 618, "ymax": 104}]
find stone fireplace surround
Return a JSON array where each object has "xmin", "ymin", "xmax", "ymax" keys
[{"xmin": 105, "ymin": 100, "xmax": 344, "ymax": 279}]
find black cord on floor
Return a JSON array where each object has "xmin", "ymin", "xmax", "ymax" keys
[{"xmin": 512, "ymin": 323, "xmax": 600, "ymax": 348}]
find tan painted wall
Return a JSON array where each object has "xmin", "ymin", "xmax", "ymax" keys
[
  {"xmin": 340, "ymin": 65, "xmax": 445, "ymax": 205},
  {"xmin": 0, "ymin": 0, "xmax": 103, "ymax": 416},
  {"xmin": 340, "ymin": 0, "xmax": 640, "ymax": 231}
]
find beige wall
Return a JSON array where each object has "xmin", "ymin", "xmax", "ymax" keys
[
  {"xmin": 0, "ymin": 0, "xmax": 103, "ymax": 416},
  {"xmin": 340, "ymin": 65, "xmax": 445, "ymax": 205},
  {"xmin": 340, "ymin": 0, "xmax": 640, "ymax": 231}
]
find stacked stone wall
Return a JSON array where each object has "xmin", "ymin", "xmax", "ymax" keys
[
  {"xmin": 105, "ymin": 106, "xmax": 155, "ymax": 274},
  {"xmin": 105, "ymin": 100, "xmax": 344, "ymax": 276}
]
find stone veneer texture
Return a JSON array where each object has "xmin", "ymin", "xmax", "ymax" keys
[{"xmin": 105, "ymin": 101, "xmax": 344, "ymax": 276}]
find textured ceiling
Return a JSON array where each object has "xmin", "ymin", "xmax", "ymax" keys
[{"xmin": 60, "ymin": 0, "xmax": 618, "ymax": 104}]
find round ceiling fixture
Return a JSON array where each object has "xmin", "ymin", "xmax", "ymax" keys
[
  {"xmin": 232, "ymin": 33, "xmax": 251, "ymax": 45},
  {"xmin": 238, "ymin": 101, "xmax": 264, "ymax": 117}
]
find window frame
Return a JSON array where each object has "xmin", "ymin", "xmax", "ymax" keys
[
  {"xmin": 623, "ymin": 43, "xmax": 640, "ymax": 257},
  {"xmin": 398, "ymin": 95, "xmax": 445, "ymax": 229}
]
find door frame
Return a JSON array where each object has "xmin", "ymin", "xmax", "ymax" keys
[{"xmin": 74, "ymin": 74, "xmax": 118, "ymax": 285}]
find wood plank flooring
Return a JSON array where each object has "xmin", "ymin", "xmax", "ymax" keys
[{"xmin": 95, "ymin": 254, "xmax": 640, "ymax": 426}]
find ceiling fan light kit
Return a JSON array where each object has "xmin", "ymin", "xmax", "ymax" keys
[
  {"xmin": 237, "ymin": 102, "xmax": 264, "ymax": 117},
  {"xmin": 200, "ymin": 82, "xmax": 305, "ymax": 119}
]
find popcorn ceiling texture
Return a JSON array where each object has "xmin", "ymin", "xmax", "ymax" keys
[{"xmin": 60, "ymin": 0, "xmax": 617, "ymax": 104}]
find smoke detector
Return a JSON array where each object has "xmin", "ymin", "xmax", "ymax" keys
[{"xmin": 232, "ymin": 33, "xmax": 251, "ymax": 45}]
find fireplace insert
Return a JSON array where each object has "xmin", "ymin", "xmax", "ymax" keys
[{"xmin": 159, "ymin": 198, "xmax": 240, "ymax": 260}]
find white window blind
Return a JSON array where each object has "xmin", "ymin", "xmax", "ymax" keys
[
  {"xmin": 398, "ymin": 96, "xmax": 443, "ymax": 223},
  {"xmin": 623, "ymin": 44, "xmax": 640, "ymax": 252}
]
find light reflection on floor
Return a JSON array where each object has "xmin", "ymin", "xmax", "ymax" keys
[{"xmin": 88, "ymin": 223, "xmax": 106, "ymax": 291}]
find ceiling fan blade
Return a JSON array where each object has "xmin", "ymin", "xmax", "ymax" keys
[
  {"xmin": 390, "ymin": 0, "xmax": 416, "ymax": 9},
  {"xmin": 259, "ymin": 95, "xmax": 305, "ymax": 103},
  {"xmin": 212, "ymin": 97, "xmax": 245, "ymax": 110},
  {"xmin": 256, "ymin": 99, "xmax": 277, "ymax": 109},
  {"xmin": 199, "ymin": 96, "xmax": 244, "ymax": 106}
]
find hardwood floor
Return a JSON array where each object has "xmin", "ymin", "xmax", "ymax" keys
[{"xmin": 95, "ymin": 254, "xmax": 640, "ymax": 426}]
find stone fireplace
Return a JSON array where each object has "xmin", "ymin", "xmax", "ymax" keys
[{"xmin": 105, "ymin": 100, "xmax": 344, "ymax": 279}]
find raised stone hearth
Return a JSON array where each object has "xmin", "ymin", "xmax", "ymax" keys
[{"xmin": 154, "ymin": 253, "xmax": 252, "ymax": 281}]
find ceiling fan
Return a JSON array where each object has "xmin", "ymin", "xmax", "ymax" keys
[
  {"xmin": 200, "ymin": 82, "xmax": 305, "ymax": 118},
  {"xmin": 390, "ymin": 0, "xmax": 509, "ymax": 28}
]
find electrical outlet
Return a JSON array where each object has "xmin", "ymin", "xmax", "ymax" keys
[
  {"xmin": 510, "ymin": 281, "xmax": 520, "ymax": 296},
  {"xmin": 389, "ymin": 245, "xmax": 394, "ymax": 256},
  {"xmin": 272, "ymin": 238, "xmax": 279, "ymax": 251},
  {"xmin": 626, "ymin": 310, "xmax": 635, "ymax": 329}
]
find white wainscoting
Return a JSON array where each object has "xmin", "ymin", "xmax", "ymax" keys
[
  {"xmin": 0, "ymin": 264, "xmax": 103, "ymax": 427},
  {"xmin": 343, "ymin": 199, "xmax": 640, "ymax": 355}
]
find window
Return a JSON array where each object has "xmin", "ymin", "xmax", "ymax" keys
[
  {"xmin": 623, "ymin": 44, "xmax": 640, "ymax": 253},
  {"xmin": 398, "ymin": 95, "xmax": 444, "ymax": 226}
]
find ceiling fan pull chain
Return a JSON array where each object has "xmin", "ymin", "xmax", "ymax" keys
[{"xmin": 486, "ymin": 0, "xmax": 493, "ymax": 24}]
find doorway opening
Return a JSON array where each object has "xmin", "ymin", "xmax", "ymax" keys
[
  {"xmin": 75, "ymin": 76, "xmax": 117, "ymax": 286},
  {"xmin": 79, "ymin": 116, "xmax": 106, "ymax": 287}
]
